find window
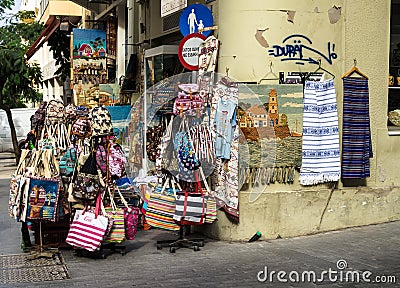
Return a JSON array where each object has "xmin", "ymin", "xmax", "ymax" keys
[{"xmin": 388, "ymin": 0, "xmax": 400, "ymax": 134}]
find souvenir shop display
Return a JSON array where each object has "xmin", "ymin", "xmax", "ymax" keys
[
  {"xmin": 136, "ymin": 66, "xmax": 241, "ymax": 252},
  {"xmin": 8, "ymin": 101, "xmax": 140, "ymax": 259}
]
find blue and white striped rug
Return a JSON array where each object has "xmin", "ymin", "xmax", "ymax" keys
[{"xmin": 299, "ymin": 79, "xmax": 341, "ymax": 185}]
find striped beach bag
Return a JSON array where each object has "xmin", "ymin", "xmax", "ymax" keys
[
  {"xmin": 173, "ymin": 169, "xmax": 207, "ymax": 225},
  {"xmin": 145, "ymin": 179, "xmax": 179, "ymax": 231},
  {"xmin": 104, "ymin": 191, "xmax": 125, "ymax": 243},
  {"xmin": 173, "ymin": 191, "xmax": 206, "ymax": 225},
  {"xmin": 66, "ymin": 195, "xmax": 109, "ymax": 251}
]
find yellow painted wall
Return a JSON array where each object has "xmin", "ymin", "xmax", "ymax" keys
[
  {"xmin": 202, "ymin": 0, "xmax": 400, "ymax": 241},
  {"xmin": 40, "ymin": 1, "xmax": 86, "ymax": 23}
]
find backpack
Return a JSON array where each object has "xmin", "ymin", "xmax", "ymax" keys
[
  {"xmin": 65, "ymin": 104, "xmax": 77, "ymax": 124},
  {"xmin": 108, "ymin": 143, "xmax": 127, "ymax": 178},
  {"xmin": 95, "ymin": 144, "xmax": 108, "ymax": 175},
  {"xmin": 59, "ymin": 147, "xmax": 77, "ymax": 177},
  {"xmin": 71, "ymin": 117, "xmax": 92, "ymax": 139},
  {"xmin": 174, "ymin": 131, "xmax": 200, "ymax": 171},
  {"xmin": 90, "ymin": 106, "xmax": 113, "ymax": 137},
  {"xmin": 31, "ymin": 101, "xmax": 47, "ymax": 130},
  {"xmin": 75, "ymin": 105, "xmax": 89, "ymax": 117},
  {"xmin": 46, "ymin": 100, "xmax": 65, "ymax": 125},
  {"xmin": 146, "ymin": 125, "xmax": 164, "ymax": 162}
]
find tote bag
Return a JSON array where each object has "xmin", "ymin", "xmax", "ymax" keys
[
  {"xmin": 116, "ymin": 186, "xmax": 140, "ymax": 240},
  {"xmin": 66, "ymin": 195, "xmax": 109, "ymax": 251},
  {"xmin": 145, "ymin": 179, "xmax": 179, "ymax": 231},
  {"xmin": 104, "ymin": 188, "xmax": 125, "ymax": 243}
]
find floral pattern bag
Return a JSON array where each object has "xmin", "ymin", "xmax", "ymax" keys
[{"xmin": 72, "ymin": 152, "xmax": 103, "ymax": 201}]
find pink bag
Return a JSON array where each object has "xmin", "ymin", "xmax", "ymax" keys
[
  {"xmin": 173, "ymin": 91, "xmax": 203, "ymax": 115},
  {"xmin": 108, "ymin": 143, "xmax": 127, "ymax": 178},
  {"xmin": 124, "ymin": 207, "xmax": 140, "ymax": 240},
  {"xmin": 66, "ymin": 194, "xmax": 109, "ymax": 251},
  {"xmin": 115, "ymin": 186, "xmax": 140, "ymax": 240}
]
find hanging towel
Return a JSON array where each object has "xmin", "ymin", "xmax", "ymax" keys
[
  {"xmin": 299, "ymin": 79, "xmax": 341, "ymax": 185},
  {"xmin": 341, "ymin": 77, "xmax": 373, "ymax": 178}
]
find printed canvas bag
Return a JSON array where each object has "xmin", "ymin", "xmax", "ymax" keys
[
  {"xmin": 90, "ymin": 106, "xmax": 113, "ymax": 137},
  {"xmin": 59, "ymin": 147, "xmax": 77, "ymax": 177},
  {"xmin": 45, "ymin": 99, "xmax": 65, "ymax": 125}
]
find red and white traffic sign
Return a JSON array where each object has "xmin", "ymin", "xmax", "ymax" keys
[{"xmin": 178, "ymin": 33, "xmax": 206, "ymax": 70}]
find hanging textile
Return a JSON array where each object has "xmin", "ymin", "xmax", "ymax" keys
[
  {"xmin": 299, "ymin": 79, "xmax": 340, "ymax": 185},
  {"xmin": 211, "ymin": 77, "xmax": 239, "ymax": 218},
  {"xmin": 341, "ymin": 77, "xmax": 373, "ymax": 178}
]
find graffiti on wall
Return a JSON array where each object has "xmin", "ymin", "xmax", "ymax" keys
[{"xmin": 268, "ymin": 34, "xmax": 337, "ymax": 65}]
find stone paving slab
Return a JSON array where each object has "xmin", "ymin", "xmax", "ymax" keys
[{"xmin": 0, "ymin": 151, "xmax": 399, "ymax": 288}]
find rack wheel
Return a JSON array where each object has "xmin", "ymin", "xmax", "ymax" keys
[
  {"xmin": 156, "ymin": 244, "xmax": 163, "ymax": 250},
  {"xmin": 169, "ymin": 247, "xmax": 176, "ymax": 253},
  {"xmin": 100, "ymin": 253, "xmax": 106, "ymax": 259},
  {"xmin": 193, "ymin": 245, "xmax": 200, "ymax": 252},
  {"xmin": 198, "ymin": 240, "xmax": 205, "ymax": 247}
]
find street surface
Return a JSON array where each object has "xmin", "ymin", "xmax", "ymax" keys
[{"xmin": 0, "ymin": 153, "xmax": 399, "ymax": 287}]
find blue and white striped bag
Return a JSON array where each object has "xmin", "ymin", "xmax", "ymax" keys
[{"xmin": 173, "ymin": 191, "xmax": 206, "ymax": 225}]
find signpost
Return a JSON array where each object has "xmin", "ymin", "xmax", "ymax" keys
[
  {"xmin": 179, "ymin": 3, "xmax": 214, "ymax": 37},
  {"xmin": 178, "ymin": 33, "xmax": 206, "ymax": 70}
]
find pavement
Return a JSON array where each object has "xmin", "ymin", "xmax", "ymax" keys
[{"xmin": 0, "ymin": 152, "xmax": 399, "ymax": 287}]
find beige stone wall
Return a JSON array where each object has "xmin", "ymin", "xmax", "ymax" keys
[
  {"xmin": 202, "ymin": 0, "xmax": 400, "ymax": 241},
  {"xmin": 39, "ymin": 1, "xmax": 85, "ymax": 23}
]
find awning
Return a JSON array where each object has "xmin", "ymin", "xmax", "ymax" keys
[{"xmin": 25, "ymin": 16, "xmax": 60, "ymax": 60}]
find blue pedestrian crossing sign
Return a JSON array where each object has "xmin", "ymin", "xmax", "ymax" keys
[{"xmin": 179, "ymin": 4, "xmax": 214, "ymax": 37}]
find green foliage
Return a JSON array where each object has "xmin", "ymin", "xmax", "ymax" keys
[
  {"xmin": 0, "ymin": 0, "xmax": 13, "ymax": 14},
  {"xmin": 48, "ymin": 29, "xmax": 71, "ymax": 82},
  {"xmin": 0, "ymin": 12, "xmax": 44, "ymax": 109}
]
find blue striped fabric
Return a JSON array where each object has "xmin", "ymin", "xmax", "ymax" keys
[
  {"xmin": 299, "ymin": 79, "xmax": 341, "ymax": 185},
  {"xmin": 341, "ymin": 77, "xmax": 373, "ymax": 179}
]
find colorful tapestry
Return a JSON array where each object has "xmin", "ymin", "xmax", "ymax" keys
[
  {"xmin": 72, "ymin": 29, "xmax": 107, "ymax": 106},
  {"xmin": 211, "ymin": 76, "xmax": 239, "ymax": 218},
  {"xmin": 239, "ymin": 84, "xmax": 304, "ymax": 185}
]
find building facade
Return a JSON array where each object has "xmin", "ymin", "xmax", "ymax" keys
[{"xmin": 25, "ymin": 0, "xmax": 400, "ymax": 240}]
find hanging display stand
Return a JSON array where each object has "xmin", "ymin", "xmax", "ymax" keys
[
  {"xmin": 156, "ymin": 225, "xmax": 205, "ymax": 253},
  {"xmin": 28, "ymin": 221, "xmax": 58, "ymax": 260}
]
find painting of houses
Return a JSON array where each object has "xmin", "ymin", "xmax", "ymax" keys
[
  {"xmin": 239, "ymin": 84, "xmax": 304, "ymax": 169},
  {"xmin": 78, "ymin": 44, "xmax": 93, "ymax": 57},
  {"xmin": 73, "ymin": 28, "xmax": 106, "ymax": 59}
]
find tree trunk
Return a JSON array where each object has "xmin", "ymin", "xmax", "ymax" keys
[
  {"xmin": 0, "ymin": 82, "xmax": 21, "ymax": 164},
  {"xmin": 4, "ymin": 108, "xmax": 21, "ymax": 165}
]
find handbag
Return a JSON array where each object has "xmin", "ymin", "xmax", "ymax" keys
[
  {"xmin": 59, "ymin": 147, "xmax": 77, "ymax": 177},
  {"xmin": 72, "ymin": 151, "xmax": 103, "ymax": 201},
  {"xmin": 145, "ymin": 178, "xmax": 180, "ymax": 231},
  {"xmin": 116, "ymin": 186, "xmax": 140, "ymax": 240},
  {"xmin": 9, "ymin": 149, "xmax": 34, "ymax": 218},
  {"xmin": 173, "ymin": 119, "xmax": 201, "ymax": 171},
  {"xmin": 173, "ymin": 90, "xmax": 203, "ymax": 116},
  {"xmin": 173, "ymin": 172, "xmax": 206, "ymax": 225},
  {"xmin": 71, "ymin": 116, "xmax": 92, "ymax": 139},
  {"xmin": 26, "ymin": 176, "xmax": 60, "ymax": 222},
  {"xmin": 200, "ymin": 167, "xmax": 217, "ymax": 224},
  {"xmin": 146, "ymin": 124, "xmax": 164, "ymax": 162},
  {"xmin": 104, "ymin": 187, "xmax": 125, "ymax": 243},
  {"xmin": 66, "ymin": 194, "xmax": 109, "ymax": 252},
  {"xmin": 90, "ymin": 106, "xmax": 114, "ymax": 137}
]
